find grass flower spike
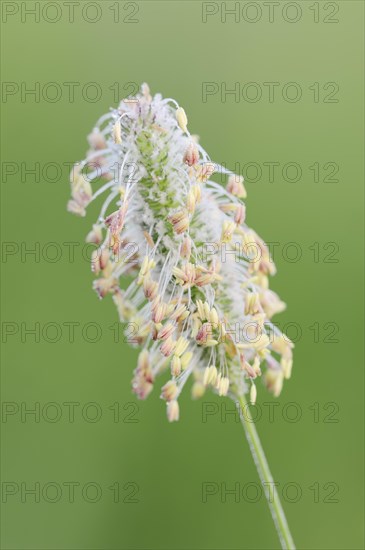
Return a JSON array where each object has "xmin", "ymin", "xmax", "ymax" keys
[{"xmin": 68, "ymin": 83, "xmax": 295, "ymax": 549}]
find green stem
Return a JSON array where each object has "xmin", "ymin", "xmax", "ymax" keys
[{"xmin": 237, "ymin": 393, "xmax": 296, "ymax": 550}]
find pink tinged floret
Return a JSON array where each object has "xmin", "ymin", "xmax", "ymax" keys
[
  {"xmin": 183, "ymin": 142, "xmax": 200, "ymax": 166},
  {"xmin": 156, "ymin": 323, "xmax": 176, "ymax": 341},
  {"xmin": 160, "ymin": 336, "xmax": 176, "ymax": 357},
  {"xmin": 234, "ymin": 204, "xmax": 246, "ymax": 225}
]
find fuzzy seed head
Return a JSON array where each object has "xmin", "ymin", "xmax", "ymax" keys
[{"xmin": 68, "ymin": 84, "xmax": 293, "ymax": 421}]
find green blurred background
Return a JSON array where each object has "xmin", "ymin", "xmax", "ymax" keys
[{"xmin": 1, "ymin": 1, "xmax": 364, "ymax": 548}]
